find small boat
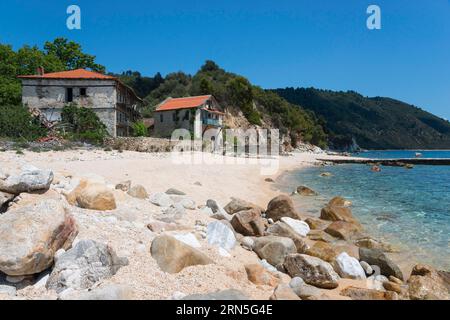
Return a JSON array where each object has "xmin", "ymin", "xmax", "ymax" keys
[{"xmin": 415, "ymin": 152, "xmax": 423, "ymax": 158}]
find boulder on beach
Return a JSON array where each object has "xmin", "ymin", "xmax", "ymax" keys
[
  {"xmin": 265, "ymin": 195, "xmax": 302, "ymax": 221},
  {"xmin": 224, "ymin": 197, "xmax": 263, "ymax": 215},
  {"xmin": 165, "ymin": 188, "xmax": 186, "ymax": 196},
  {"xmin": 245, "ymin": 263, "xmax": 279, "ymax": 286},
  {"xmin": 305, "ymin": 241, "xmax": 338, "ymax": 263},
  {"xmin": 230, "ymin": 208, "xmax": 265, "ymax": 237},
  {"xmin": 289, "ymin": 277, "xmax": 322, "ymax": 300},
  {"xmin": 207, "ymin": 221, "xmax": 236, "ymax": 251},
  {"xmin": 269, "ymin": 284, "xmax": 301, "ymax": 300},
  {"xmin": 320, "ymin": 205, "xmax": 360, "ymax": 225},
  {"xmin": 407, "ymin": 264, "xmax": 450, "ymax": 300},
  {"xmin": 46, "ymin": 240, "xmax": 129, "ymax": 293},
  {"xmin": 333, "ymin": 252, "xmax": 366, "ymax": 280},
  {"xmin": 0, "ymin": 200, "xmax": 78, "ymax": 276},
  {"xmin": 307, "ymin": 230, "xmax": 336, "ymax": 243},
  {"xmin": 253, "ymin": 236, "xmax": 297, "ymax": 267},
  {"xmin": 359, "ymin": 248, "xmax": 404, "ymax": 280},
  {"xmin": 280, "ymin": 217, "xmax": 310, "ymax": 237},
  {"xmin": 0, "ymin": 165, "xmax": 53, "ymax": 195},
  {"xmin": 328, "ymin": 196, "xmax": 352, "ymax": 207},
  {"xmin": 127, "ymin": 184, "xmax": 149, "ymax": 199},
  {"xmin": 149, "ymin": 192, "xmax": 174, "ymax": 207},
  {"xmin": 354, "ymin": 237, "xmax": 395, "ymax": 252},
  {"xmin": 67, "ymin": 180, "xmax": 116, "ymax": 211},
  {"xmin": 284, "ymin": 254, "xmax": 340, "ymax": 289},
  {"xmin": 150, "ymin": 235, "xmax": 213, "ymax": 273},
  {"xmin": 266, "ymin": 221, "xmax": 309, "ymax": 253},
  {"xmin": 296, "ymin": 186, "xmax": 318, "ymax": 196},
  {"xmin": 324, "ymin": 221, "xmax": 362, "ymax": 240},
  {"xmin": 305, "ymin": 217, "xmax": 329, "ymax": 230},
  {"xmin": 340, "ymin": 287, "xmax": 398, "ymax": 300}
]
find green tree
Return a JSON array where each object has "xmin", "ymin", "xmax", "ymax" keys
[
  {"xmin": 132, "ymin": 121, "xmax": 148, "ymax": 137},
  {"xmin": 0, "ymin": 105, "xmax": 47, "ymax": 140},
  {"xmin": 44, "ymin": 38, "xmax": 105, "ymax": 73}
]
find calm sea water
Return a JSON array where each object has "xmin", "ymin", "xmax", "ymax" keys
[{"xmin": 276, "ymin": 150, "xmax": 450, "ymax": 271}]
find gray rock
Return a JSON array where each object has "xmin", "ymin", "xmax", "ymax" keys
[
  {"xmin": 0, "ymin": 285, "xmax": 16, "ymax": 297},
  {"xmin": 161, "ymin": 203, "xmax": 186, "ymax": 220},
  {"xmin": 284, "ymin": 254, "xmax": 340, "ymax": 289},
  {"xmin": 359, "ymin": 248, "xmax": 404, "ymax": 280},
  {"xmin": 253, "ymin": 236, "xmax": 297, "ymax": 266},
  {"xmin": 0, "ymin": 200, "xmax": 78, "ymax": 276},
  {"xmin": 46, "ymin": 240, "xmax": 128, "ymax": 293},
  {"xmin": 270, "ymin": 284, "xmax": 301, "ymax": 300},
  {"xmin": 170, "ymin": 195, "xmax": 196, "ymax": 210},
  {"xmin": 166, "ymin": 188, "xmax": 186, "ymax": 196},
  {"xmin": 0, "ymin": 165, "xmax": 53, "ymax": 194},
  {"xmin": 150, "ymin": 192, "xmax": 174, "ymax": 207},
  {"xmin": 59, "ymin": 284, "xmax": 133, "ymax": 300},
  {"xmin": 115, "ymin": 180, "xmax": 131, "ymax": 192},
  {"xmin": 182, "ymin": 289, "xmax": 249, "ymax": 300},
  {"xmin": 240, "ymin": 237, "xmax": 255, "ymax": 251},
  {"xmin": 280, "ymin": 217, "xmax": 310, "ymax": 237},
  {"xmin": 333, "ymin": 252, "xmax": 366, "ymax": 280},
  {"xmin": 206, "ymin": 199, "xmax": 220, "ymax": 213},
  {"xmin": 207, "ymin": 221, "xmax": 236, "ymax": 251},
  {"xmin": 289, "ymin": 277, "xmax": 322, "ymax": 299},
  {"xmin": 224, "ymin": 197, "xmax": 262, "ymax": 215},
  {"xmin": 360, "ymin": 261, "xmax": 374, "ymax": 275}
]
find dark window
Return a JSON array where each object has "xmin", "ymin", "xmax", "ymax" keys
[
  {"xmin": 172, "ymin": 113, "xmax": 176, "ymax": 121},
  {"xmin": 80, "ymin": 88, "xmax": 87, "ymax": 96},
  {"xmin": 160, "ymin": 114, "xmax": 163, "ymax": 122},
  {"xmin": 183, "ymin": 110, "xmax": 189, "ymax": 121},
  {"xmin": 66, "ymin": 88, "xmax": 73, "ymax": 103}
]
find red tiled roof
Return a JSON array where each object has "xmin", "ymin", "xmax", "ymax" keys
[
  {"xmin": 17, "ymin": 69, "xmax": 116, "ymax": 80},
  {"xmin": 156, "ymin": 95, "xmax": 212, "ymax": 112}
]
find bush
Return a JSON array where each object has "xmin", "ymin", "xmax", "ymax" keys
[
  {"xmin": 132, "ymin": 121, "xmax": 148, "ymax": 137},
  {"xmin": 60, "ymin": 104, "xmax": 108, "ymax": 144},
  {"xmin": 0, "ymin": 105, "xmax": 48, "ymax": 140}
]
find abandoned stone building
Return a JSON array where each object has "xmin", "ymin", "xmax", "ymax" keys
[{"xmin": 18, "ymin": 68, "xmax": 142, "ymax": 137}]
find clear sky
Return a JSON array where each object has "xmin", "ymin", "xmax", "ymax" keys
[{"xmin": 1, "ymin": 0, "xmax": 449, "ymax": 119}]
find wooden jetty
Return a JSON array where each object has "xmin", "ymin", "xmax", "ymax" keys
[{"xmin": 318, "ymin": 158, "xmax": 450, "ymax": 166}]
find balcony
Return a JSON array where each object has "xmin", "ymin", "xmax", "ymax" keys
[{"xmin": 202, "ymin": 118, "xmax": 222, "ymax": 126}]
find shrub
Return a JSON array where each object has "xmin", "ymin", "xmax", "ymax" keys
[
  {"xmin": 132, "ymin": 121, "xmax": 148, "ymax": 137},
  {"xmin": 60, "ymin": 104, "xmax": 108, "ymax": 144},
  {"xmin": 0, "ymin": 105, "xmax": 48, "ymax": 140}
]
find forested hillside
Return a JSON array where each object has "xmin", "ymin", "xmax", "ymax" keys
[{"xmin": 275, "ymin": 88, "xmax": 450, "ymax": 150}]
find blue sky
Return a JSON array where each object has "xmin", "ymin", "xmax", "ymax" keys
[{"xmin": 1, "ymin": 0, "xmax": 449, "ymax": 119}]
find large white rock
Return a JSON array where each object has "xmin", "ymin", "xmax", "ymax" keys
[
  {"xmin": 333, "ymin": 252, "xmax": 367, "ymax": 280},
  {"xmin": 0, "ymin": 165, "xmax": 53, "ymax": 194},
  {"xmin": 280, "ymin": 217, "xmax": 310, "ymax": 237},
  {"xmin": 173, "ymin": 233, "xmax": 201, "ymax": 248},
  {"xmin": 207, "ymin": 221, "xmax": 236, "ymax": 251}
]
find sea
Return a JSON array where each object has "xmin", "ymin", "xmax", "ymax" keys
[{"xmin": 276, "ymin": 150, "xmax": 450, "ymax": 271}]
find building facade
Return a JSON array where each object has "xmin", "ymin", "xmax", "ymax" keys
[
  {"xmin": 154, "ymin": 95, "xmax": 224, "ymax": 146},
  {"xmin": 18, "ymin": 68, "xmax": 142, "ymax": 137}
]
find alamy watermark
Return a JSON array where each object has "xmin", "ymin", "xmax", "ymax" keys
[
  {"xmin": 367, "ymin": 5, "xmax": 382, "ymax": 30},
  {"xmin": 169, "ymin": 128, "xmax": 281, "ymax": 176},
  {"xmin": 67, "ymin": 5, "xmax": 81, "ymax": 30}
]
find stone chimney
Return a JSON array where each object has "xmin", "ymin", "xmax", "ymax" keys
[{"xmin": 36, "ymin": 66, "xmax": 45, "ymax": 76}]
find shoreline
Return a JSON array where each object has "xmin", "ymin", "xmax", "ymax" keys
[{"xmin": 0, "ymin": 148, "xmax": 448, "ymax": 300}]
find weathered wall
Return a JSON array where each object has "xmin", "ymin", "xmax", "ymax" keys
[
  {"xmin": 104, "ymin": 137, "xmax": 174, "ymax": 152},
  {"xmin": 21, "ymin": 78, "xmax": 117, "ymax": 136},
  {"xmin": 154, "ymin": 109, "xmax": 194, "ymax": 138}
]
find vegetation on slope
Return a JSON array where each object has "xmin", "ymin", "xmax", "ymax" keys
[{"xmin": 275, "ymin": 88, "xmax": 450, "ymax": 150}]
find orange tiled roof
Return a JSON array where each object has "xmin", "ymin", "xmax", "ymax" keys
[
  {"xmin": 17, "ymin": 69, "xmax": 116, "ymax": 80},
  {"xmin": 156, "ymin": 95, "xmax": 212, "ymax": 112}
]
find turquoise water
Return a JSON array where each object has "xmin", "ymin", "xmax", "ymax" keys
[{"xmin": 277, "ymin": 150, "xmax": 450, "ymax": 271}]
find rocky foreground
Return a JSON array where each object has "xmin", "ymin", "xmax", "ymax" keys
[{"xmin": 0, "ymin": 162, "xmax": 449, "ymax": 300}]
